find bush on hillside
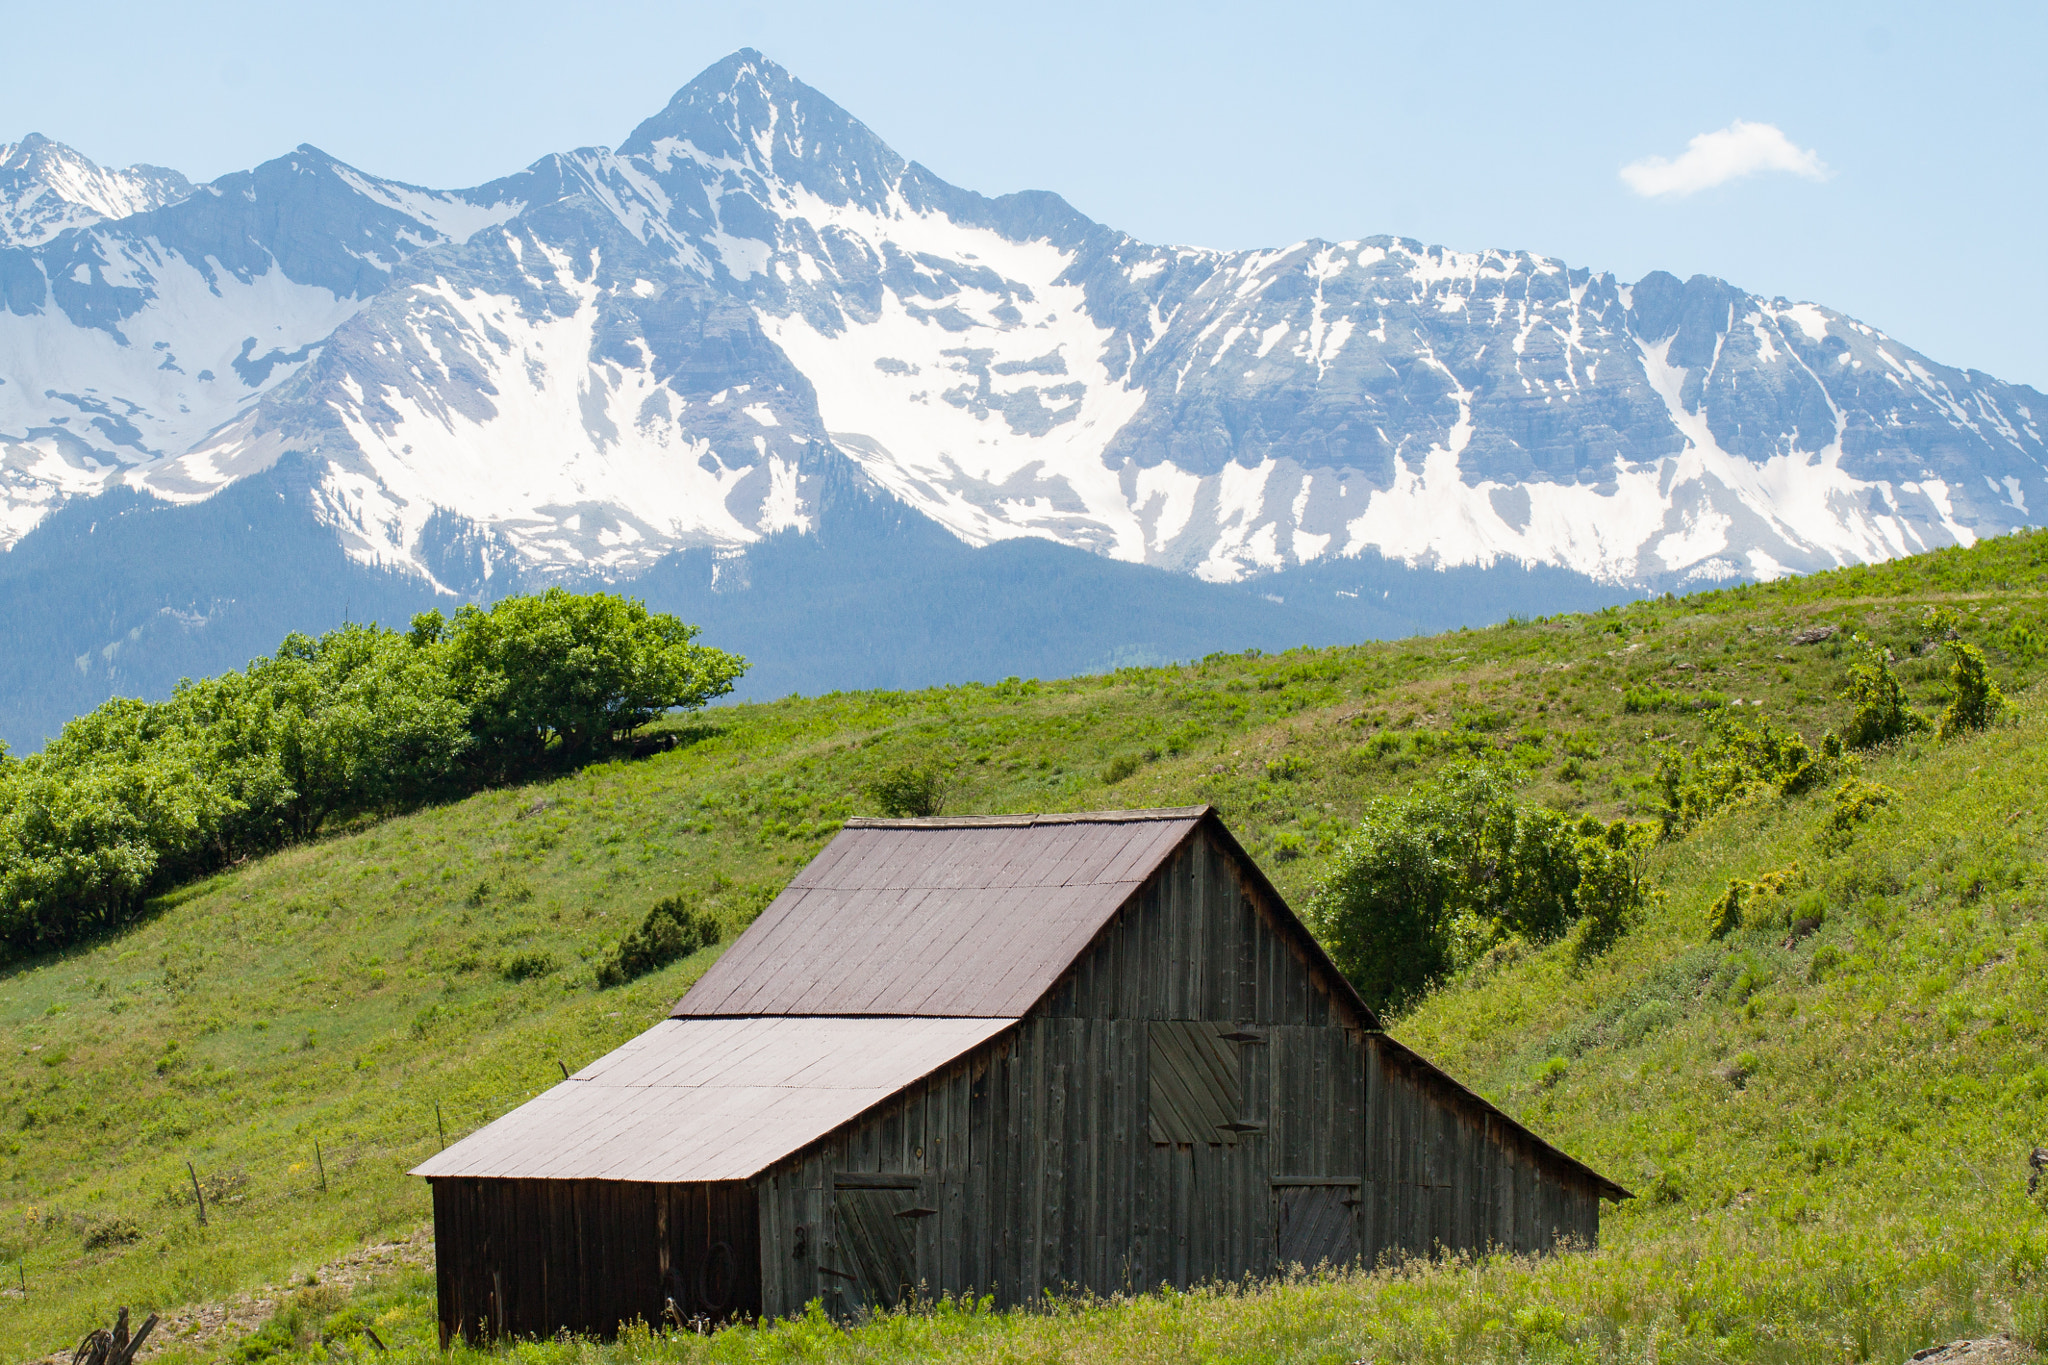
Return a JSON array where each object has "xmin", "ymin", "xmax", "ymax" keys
[
  {"xmin": 1938, "ymin": 641, "xmax": 2007, "ymax": 740},
  {"xmin": 596, "ymin": 895, "xmax": 724, "ymax": 988},
  {"xmin": 1623, "ymin": 684, "xmax": 1729, "ymax": 715},
  {"xmin": 1817, "ymin": 777, "xmax": 1899, "ymax": 851},
  {"xmin": 0, "ymin": 593, "xmax": 745, "ymax": 958},
  {"xmin": 1572, "ymin": 817, "xmax": 1660, "ymax": 952},
  {"xmin": 1306, "ymin": 765, "xmax": 1655, "ymax": 1015},
  {"xmin": 1839, "ymin": 639, "xmax": 1928, "ymax": 749},
  {"xmin": 1654, "ymin": 715, "xmax": 1836, "ymax": 838},
  {"xmin": 866, "ymin": 761, "xmax": 949, "ymax": 818},
  {"xmin": 1101, "ymin": 752, "xmax": 1144, "ymax": 785},
  {"xmin": 1705, "ymin": 865, "xmax": 1805, "ymax": 940}
]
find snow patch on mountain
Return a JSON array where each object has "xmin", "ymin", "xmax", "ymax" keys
[
  {"xmin": 0, "ymin": 259, "xmax": 365, "ymax": 547},
  {"xmin": 0, "ymin": 135, "xmax": 191, "ymax": 246},
  {"xmin": 760, "ymin": 226, "xmax": 1151, "ymax": 559},
  {"xmin": 326, "ymin": 164, "xmax": 529, "ymax": 248},
  {"xmin": 319, "ymin": 239, "xmax": 813, "ymax": 577}
]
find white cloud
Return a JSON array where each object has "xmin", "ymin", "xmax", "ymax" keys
[{"xmin": 1620, "ymin": 120, "xmax": 1829, "ymax": 198}]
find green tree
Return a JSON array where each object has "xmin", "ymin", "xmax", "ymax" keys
[
  {"xmin": 1, "ymin": 595, "xmax": 740, "ymax": 958},
  {"xmin": 244, "ymin": 625, "xmax": 469, "ymax": 833},
  {"xmin": 443, "ymin": 590, "xmax": 747, "ymax": 775},
  {"xmin": 0, "ymin": 744, "xmax": 241, "ymax": 948},
  {"xmin": 1307, "ymin": 801, "xmax": 1459, "ymax": 1016},
  {"xmin": 1573, "ymin": 818, "xmax": 1656, "ymax": 950}
]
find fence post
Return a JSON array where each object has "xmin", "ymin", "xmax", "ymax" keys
[
  {"xmin": 435, "ymin": 1103, "xmax": 447, "ymax": 1150},
  {"xmin": 314, "ymin": 1141, "xmax": 327, "ymax": 1193},
  {"xmin": 187, "ymin": 1162, "xmax": 208, "ymax": 1227}
]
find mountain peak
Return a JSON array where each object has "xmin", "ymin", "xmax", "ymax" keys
[
  {"xmin": 618, "ymin": 49, "xmax": 904, "ymax": 209},
  {"xmin": 0, "ymin": 132, "xmax": 191, "ymax": 246}
]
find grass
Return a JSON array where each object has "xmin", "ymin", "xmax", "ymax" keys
[{"xmin": 9, "ymin": 532, "xmax": 2048, "ymax": 1360}]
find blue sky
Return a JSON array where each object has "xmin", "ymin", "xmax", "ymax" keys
[{"xmin": 7, "ymin": 1, "xmax": 2043, "ymax": 389}]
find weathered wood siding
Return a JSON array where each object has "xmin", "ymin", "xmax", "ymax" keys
[
  {"xmin": 755, "ymin": 829, "xmax": 1605, "ymax": 1319},
  {"xmin": 430, "ymin": 1177, "xmax": 759, "ymax": 1344},
  {"xmin": 1361, "ymin": 1041, "xmax": 1603, "ymax": 1257}
]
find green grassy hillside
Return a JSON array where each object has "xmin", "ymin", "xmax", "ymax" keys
[{"xmin": 9, "ymin": 535, "xmax": 2048, "ymax": 1362}]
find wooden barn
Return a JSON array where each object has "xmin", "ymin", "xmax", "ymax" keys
[{"xmin": 414, "ymin": 807, "xmax": 1626, "ymax": 1343}]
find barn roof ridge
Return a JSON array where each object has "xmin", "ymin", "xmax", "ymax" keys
[{"xmin": 844, "ymin": 806, "xmax": 1210, "ymax": 829}]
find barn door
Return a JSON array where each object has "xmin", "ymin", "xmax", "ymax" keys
[
  {"xmin": 828, "ymin": 1180, "xmax": 927, "ymax": 1315},
  {"xmin": 1274, "ymin": 1181, "xmax": 1361, "ymax": 1269}
]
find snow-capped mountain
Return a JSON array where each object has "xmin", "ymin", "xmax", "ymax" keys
[
  {"xmin": 0, "ymin": 135, "xmax": 192, "ymax": 247},
  {"xmin": 1, "ymin": 49, "xmax": 2043, "ymax": 745}
]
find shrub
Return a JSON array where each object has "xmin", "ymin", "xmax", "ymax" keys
[
  {"xmin": 1655, "ymin": 716, "xmax": 1834, "ymax": 838},
  {"xmin": 81, "ymin": 1215, "xmax": 140, "ymax": 1250},
  {"xmin": 1839, "ymin": 639, "xmax": 1927, "ymax": 748},
  {"xmin": 596, "ymin": 895, "xmax": 722, "ymax": 988},
  {"xmin": 1306, "ymin": 764, "xmax": 1656, "ymax": 1014},
  {"xmin": 1817, "ymin": 778, "xmax": 1898, "ymax": 850},
  {"xmin": 1572, "ymin": 818, "xmax": 1657, "ymax": 950},
  {"xmin": 230, "ymin": 1285, "xmax": 348, "ymax": 1363},
  {"xmin": 1265, "ymin": 754, "xmax": 1310, "ymax": 782},
  {"xmin": 1616, "ymin": 999, "xmax": 1680, "ymax": 1045},
  {"xmin": 1624, "ymin": 684, "xmax": 1726, "ymax": 714},
  {"xmin": 1705, "ymin": 882, "xmax": 1746, "ymax": 940},
  {"xmin": 1622, "ymin": 685, "xmax": 1678, "ymax": 714},
  {"xmin": 866, "ymin": 762, "xmax": 949, "ymax": 818},
  {"xmin": 498, "ymin": 949, "xmax": 556, "ymax": 982},
  {"xmin": 1101, "ymin": 753, "xmax": 1143, "ymax": 785},
  {"xmin": 1938, "ymin": 641, "xmax": 2007, "ymax": 739},
  {"xmin": 1705, "ymin": 866, "xmax": 1802, "ymax": 940}
]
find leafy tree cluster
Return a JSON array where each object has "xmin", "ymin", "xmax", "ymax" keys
[
  {"xmin": 0, "ymin": 589, "xmax": 744, "ymax": 956},
  {"xmin": 1305, "ymin": 765, "xmax": 1655, "ymax": 1016}
]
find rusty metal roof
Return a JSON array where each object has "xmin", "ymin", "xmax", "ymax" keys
[
  {"xmin": 411, "ymin": 1015, "xmax": 1013, "ymax": 1183},
  {"xmin": 673, "ymin": 809, "xmax": 1206, "ymax": 1019}
]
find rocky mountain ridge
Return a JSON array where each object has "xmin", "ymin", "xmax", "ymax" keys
[
  {"xmin": 0, "ymin": 50, "xmax": 2042, "ymax": 745},
  {"xmin": 0, "ymin": 134, "xmax": 191, "ymax": 247}
]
